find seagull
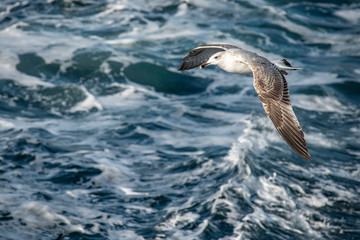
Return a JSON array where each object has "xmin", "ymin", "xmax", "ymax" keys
[{"xmin": 178, "ymin": 44, "xmax": 311, "ymax": 160}]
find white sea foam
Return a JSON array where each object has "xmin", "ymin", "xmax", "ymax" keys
[
  {"xmin": 65, "ymin": 190, "xmax": 79, "ymax": 199},
  {"xmin": 70, "ymin": 87, "xmax": 103, "ymax": 112},
  {"xmin": 0, "ymin": 1, "xmax": 357, "ymax": 239},
  {"xmin": 334, "ymin": 8, "xmax": 360, "ymax": 23},
  {"xmin": 0, "ymin": 22, "xmax": 88, "ymax": 63},
  {"xmin": 261, "ymin": 5, "xmax": 287, "ymax": 17},
  {"xmin": 156, "ymin": 212, "xmax": 200, "ymax": 231},
  {"xmin": 156, "ymin": 212, "xmax": 208, "ymax": 239},
  {"xmin": 98, "ymin": 83, "xmax": 147, "ymax": 108},
  {"xmin": 104, "ymin": 0, "xmax": 247, "ymax": 48},
  {"xmin": 119, "ymin": 187, "xmax": 144, "ymax": 196},
  {"xmin": 354, "ymin": 69, "xmax": 360, "ymax": 75},
  {"xmin": 301, "ymin": 192, "xmax": 329, "ymax": 208},
  {"xmin": 290, "ymin": 72, "xmax": 340, "ymax": 86},
  {"xmin": 0, "ymin": 2, "xmax": 20, "ymax": 21},
  {"xmin": 224, "ymin": 142, "xmax": 243, "ymax": 165},
  {"xmin": 307, "ymin": 132, "xmax": 344, "ymax": 150},
  {"xmin": 13, "ymin": 201, "xmax": 84, "ymax": 232},
  {"xmin": 222, "ymin": 162, "xmax": 356, "ymax": 238},
  {"xmin": 93, "ymin": 157, "xmax": 151, "ymax": 198},
  {"xmin": 207, "ymin": 172, "xmax": 324, "ymax": 239},
  {"xmin": 219, "ymin": 126, "xmax": 347, "ymax": 239},
  {"xmin": 95, "ymin": 2, "xmax": 126, "ymax": 17},
  {"xmin": 94, "ymin": 157, "xmax": 126, "ymax": 183},
  {"xmin": 293, "ymin": 94, "xmax": 350, "ymax": 113},
  {"xmin": 108, "ymin": 230, "xmax": 145, "ymax": 240},
  {"xmin": 236, "ymin": 177, "xmax": 326, "ymax": 239},
  {"xmin": 0, "ymin": 119, "xmax": 15, "ymax": 129},
  {"xmin": 273, "ymin": 14, "xmax": 359, "ymax": 54},
  {"xmin": 223, "ymin": 109, "xmax": 291, "ymax": 166},
  {"xmin": 0, "ymin": 50, "xmax": 52, "ymax": 87},
  {"xmin": 0, "ymin": 19, "xmax": 105, "ymax": 84}
]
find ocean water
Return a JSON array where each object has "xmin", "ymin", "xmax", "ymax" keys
[{"xmin": 0, "ymin": 0, "xmax": 359, "ymax": 239}]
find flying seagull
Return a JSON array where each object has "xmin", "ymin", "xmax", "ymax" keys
[{"xmin": 178, "ymin": 44, "xmax": 311, "ymax": 160}]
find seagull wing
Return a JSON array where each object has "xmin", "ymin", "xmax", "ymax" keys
[
  {"xmin": 247, "ymin": 56, "xmax": 311, "ymax": 160},
  {"xmin": 178, "ymin": 44, "xmax": 237, "ymax": 71}
]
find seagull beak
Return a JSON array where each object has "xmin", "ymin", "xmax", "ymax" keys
[{"xmin": 200, "ymin": 62, "xmax": 211, "ymax": 69}]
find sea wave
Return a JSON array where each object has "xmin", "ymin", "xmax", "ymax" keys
[{"xmin": 0, "ymin": 1, "xmax": 359, "ymax": 239}]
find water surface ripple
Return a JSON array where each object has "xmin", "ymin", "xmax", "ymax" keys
[{"xmin": 0, "ymin": 0, "xmax": 359, "ymax": 239}]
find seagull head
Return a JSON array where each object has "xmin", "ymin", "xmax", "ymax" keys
[{"xmin": 200, "ymin": 52, "xmax": 225, "ymax": 69}]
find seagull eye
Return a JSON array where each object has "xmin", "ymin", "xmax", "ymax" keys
[{"xmin": 214, "ymin": 56, "xmax": 219, "ymax": 59}]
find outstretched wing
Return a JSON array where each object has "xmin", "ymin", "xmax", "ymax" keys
[
  {"xmin": 178, "ymin": 44, "xmax": 237, "ymax": 71},
  {"xmin": 249, "ymin": 58, "xmax": 311, "ymax": 160}
]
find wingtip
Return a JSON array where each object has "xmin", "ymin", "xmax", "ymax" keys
[
  {"xmin": 281, "ymin": 59, "xmax": 292, "ymax": 67},
  {"xmin": 178, "ymin": 63, "xmax": 185, "ymax": 71},
  {"xmin": 300, "ymin": 150, "xmax": 311, "ymax": 160}
]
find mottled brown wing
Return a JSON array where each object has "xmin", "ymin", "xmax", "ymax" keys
[
  {"xmin": 178, "ymin": 44, "xmax": 237, "ymax": 71},
  {"xmin": 251, "ymin": 60, "xmax": 311, "ymax": 160}
]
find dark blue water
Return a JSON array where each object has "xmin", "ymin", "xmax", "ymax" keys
[{"xmin": 0, "ymin": 0, "xmax": 359, "ymax": 239}]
